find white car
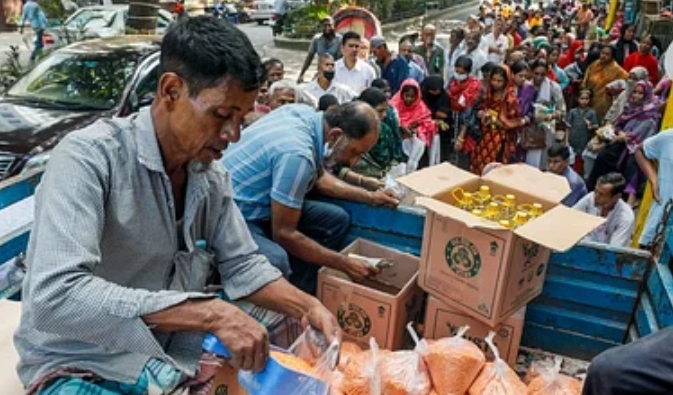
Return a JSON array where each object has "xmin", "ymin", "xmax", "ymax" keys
[
  {"xmin": 41, "ymin": 5, "xmax": 174, "ymax": 50},
  {"xmin": 250, "ymin": 0, "xmax": 306, "ymax": 25}
]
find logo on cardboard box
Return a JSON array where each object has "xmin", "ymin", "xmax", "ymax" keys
[
  {"xmin": 445, "ymin": 237, "xmax": 482, "ymax": 278},
  {"xmin": 337, "ymin": 303, "xmax": 372, "ymax": 338},
  {"xmin": 522, "ymin": 242, "xmax": 540, "ymax": 268}
]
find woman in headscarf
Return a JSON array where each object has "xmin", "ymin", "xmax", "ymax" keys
[
  {"xmin": 390, "ymin": 78, "xmax": 438, "ymax": 168},
  {"xmin": 611, "ymin": 24, "xmax": 638, "ymax": 66},
  {"xmin": 336, "ymin": 87, "xmax": 406, "ymax": 186},
  {"xmin": 511, "ymin": 60, "xmax": 536, "ymax": 161},
  {"xmin": 586, "ymin": 81, "xmax": 661, "ymax": 192},
  {"xmin": 624, "ymin": 35, "xmax": 659, "ymax": 86},
  {"xmin": 450, "ymin": 55, "xmax": 483, "ymax": 169},
  {"xmin": 604, "ymin": 66, "xmax": 649, "ymax": 125},
  {"xmin": 527, "ymin": 59, "xmax": 567, "ymax": 170},
  {"xmin": 470, "ymin": 65, "xmax": 526, "ymax": 175},
  {"xmin": 558, "ymin": 36, "xmax": 582, "ymax": 69},
  {"xmin": 582, "ymin": 44, "xmax": 629, "ymax": 123},
  {"xmin": 421, "ymin": 75, "xmax": 451, "ymax": 161},
  {"xmin": 547, "ymin": 45, "xmax": 570, "ymax": 90}
]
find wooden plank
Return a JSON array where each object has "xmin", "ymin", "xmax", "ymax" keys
[
  {"xmin": 647, "ymin": 263, "xmax": 673, "ymax": 327},
  {"xmin": 550, "ymin": 242, "xmax": 650, "ymax": 281},
  {"xmin": 0, "ymin": 170, "xmax": 42, "ymax": 210},
  {"xmin": 525, "ymin": 305, "xmax": 626, "ymax": 343},
  {"xmin": 543, "ymin": 275, "xmax": 638, "ymax": 314},
  {"xmin": 332, "ymin": 199, "xmax": 426, "ymax": 239},
  {"xmin": 634, "ymin": 293, "xmax": 659, "ymax": 338},
  {"xmin": 547, "ymin": 262, "xmax": 640, "ymax": 294},
  {"xmin": 530, "ymin": 294, "xmax": 632, "ymax": 324},
  {"xmin": 0, "ymin": 196, "xmax": 34, "ymax": 244},
  {"xmin": 522, "ymin": 322, "xmax": 620, "ymax": 361}
]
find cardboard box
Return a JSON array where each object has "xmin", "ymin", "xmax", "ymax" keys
[
  {"xmin": 423, "ymin": 296, "xmax": 525, "ymax": 366},
  {"xmin": 317, "ymin": 239, "xmax": 424, "ymax": 350},
  {"xmin": 209, "ymin": 364, "xmax": 249, "ymax": 395},
  {"xmin": 399, "ymin": 163, "xmax": 605, "ymax": 326}
]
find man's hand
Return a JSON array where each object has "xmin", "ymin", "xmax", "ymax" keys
[
  {"xmin": 367, "ymin": 189, "xmax": 399, "ymax": 207},
  {"xmin": 209, "ymin": 301, "xmax": 270, "ymax": 372},
  {"xmin": 343, "ymin": 257, "xmax": 381, "ymax": 282},
  {"xmin": 297, "ymin": 74, "xmax": 305, "ymax": 84},
  {"xmin": 362, "ymin": 176, "xmax": 385, "ymax": 191},
  {"xmin": 301, "ymin": 301, "xmax": 341, "ymax": 346}
]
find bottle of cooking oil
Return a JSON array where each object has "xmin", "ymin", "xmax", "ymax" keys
[
  {"xmin": 460, "ymin": 192, "xmax": 474, "ymax": 211},
  {"xmin": 499, "ymin": 219, "xmax": 513, "ymax": 229},
  {"xmin": 471, "ymin": 209, "xmax": 484, "ymax": 218},
  {"xmin": 485, "ymin": 202, "xmax": 501, "ymax": 221},
  {"xmin": 512, "ymin": 211, "xmax": 529, "ymax": 228},
  {"xmin": 502, "ymin": 194, "xmax": 517, "ymax": 219},
  {"xmin": 474, "ymin": 185, "xmax": 491, "ymax": 210},
  {"xmin": 529, "ymin": 203, "xmax": 544, "ymax": 218}
]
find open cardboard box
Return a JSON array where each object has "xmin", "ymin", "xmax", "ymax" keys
[
  {"xmin": 423, "ymin": 296, "xmax": 525, "ymax": 366},
  {"xmin": 317, "ymin": 239, "xmax": 424, "ymax": 350},
  {"xmin": 399, "ymin": 163, "xmax": 605, "ymax": 326}
]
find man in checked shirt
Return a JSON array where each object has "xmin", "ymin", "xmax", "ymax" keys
[{"xmin": 14, "ymin": 16, "xmax": 338, "ymax": 395}]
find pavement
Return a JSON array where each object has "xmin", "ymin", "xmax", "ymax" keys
[{"xmin": 0, "ymin": 2, "xmax": 478, "ymax": 79}]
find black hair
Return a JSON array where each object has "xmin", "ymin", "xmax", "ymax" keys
[
  {"xmin": 318, "ymin": 94, "xmax": 340, "ymax": 111},
  {"xmin": 371, "ymin": 78, "xmax": 390, "ymax": 90},
  {"xmin": 318, "ymin": 53, "xmax": 334, "ymax": 67},
  {"xmin": 578, "ymin": 87, "xmax": 593, "ymax": 99},
  {"xmin": 451, "ymin": 28, "xmax": 466, "ymax": 41},
  {"xmin": 342, "ymin": 31, "xmax": 361, "ymax": 46},
  {"xmin": 401, "ymin": 84, "xmax": 419, "ymax": 96},
  {"xmin": 511, "ymin": 60, "xmax": 530, "ymax": 75},
  {"xmin": 619, "ymin": 23, "xmax": 634, "ymax": 41},
  {"xmin": 455, "ymin": 55, "xmax": 473, "ymax": 73},
  {"xmin": 490, "ymin": 65, "xmax": 509, "ymax": 84},
  {"xmin": 597, "ymin": 172, "xmax": 626, "ymax": 196},
  {"xmin": 357, "ymin": 87, "xmax": 388, "ymax": 107},
  {"xmin": 547, "ymin": 143, "xmax": 570, "ymax": 160},
  {"xmin": 530, "ymin": 58, "xmax": 549, "ymax": 71},
  {"xmin": 160, "ymin": 15, "xmax": 265, "ymax": 96},
  {"xmin": 262, "ymin": 58, "xmax": 283, "ymax": 70},
  {"xmin": 324, "ymin": 101, "xmax": 379, "ymax": 139},
  {"xmin": 601, "ymin": 44, "xmax": 617, "ymax": 59},
  {"xmin": 481, "ymin": 62, "xmax": 497, "ymax": 78}
]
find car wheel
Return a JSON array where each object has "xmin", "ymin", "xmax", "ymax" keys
[{"xmin": 256, "ymin": 19, "xmax": 265, "ymax": 25}]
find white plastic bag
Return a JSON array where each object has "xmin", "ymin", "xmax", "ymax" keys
[
  {"xmin": 428, "ymin": 133, "xmax": 441, "ymax": 166},
  {"xmin": 468, "ymin": 332, "xmax": 527, "ymax": 395},
  {"xmin": 527, "ymin": 357, "xmax": 583, "ymax": 395},
  {"xmin": 402, "ymin": 136, "xmax": 425, "ymax": 173}
]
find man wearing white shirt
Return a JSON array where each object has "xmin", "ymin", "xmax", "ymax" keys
[
  {"xmin": 481, "ymin": 17, "xmax": 509, "ymax": 64},
  {"xmin": 334, "ymin": 31, "xmax": 377, "ymax": 93},
  {"xmin": 572, "ymin": 173, "xmax": 635, "ymax": 247},
  {"xmin": 464, "ymin": 31, "xmax": 488, "ymax": 80},
  {"xmin": 445, "ymin": 28, "xmax": 466, "ymax": 84},
  {"xmin": 304, "ymin": 54, "xmax": 358, "ymax": 104}
]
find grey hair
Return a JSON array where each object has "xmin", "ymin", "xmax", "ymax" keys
[
  {"xmin": 269, "ymin": 79, "xmax": 317, "ymax": 108},
  {"xmin": 269, "ymin": 79, "xmax": 299, "ymax": 97}
]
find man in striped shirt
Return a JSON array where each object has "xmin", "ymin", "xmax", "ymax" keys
[{"xmin": 223, "ymin": 102, "xmax": 399, "ymax": 294}]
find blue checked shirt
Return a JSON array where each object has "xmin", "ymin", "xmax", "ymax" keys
[
  {"xmin": 222, "ymin": 104, "xmax": 324, "ymax": 221},
  {"xmin": 14, "ymin": 107, "xmax": 282, "ymax": 388}
]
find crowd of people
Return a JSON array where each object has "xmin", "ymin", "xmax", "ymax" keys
[{"xmin": 248, "ymin": 1, "xmax": 672, "ymax": 252}]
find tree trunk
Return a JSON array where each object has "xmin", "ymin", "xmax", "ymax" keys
[{"xmin": 125, "ymin": 0, "xmax": 159, "ymax": 35}]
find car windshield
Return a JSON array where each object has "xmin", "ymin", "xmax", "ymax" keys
[
  {"xmin": 7, "ymin": 51, "xmax": 139, "ymax": 110},
  {"xmin": 66, "ymin": 9, "xmax": 118, "ymax": 29}
]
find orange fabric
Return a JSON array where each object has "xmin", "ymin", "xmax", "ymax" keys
[{"xmin": 424, "ymin": 337, "xmax": 486, "ymax": 395}]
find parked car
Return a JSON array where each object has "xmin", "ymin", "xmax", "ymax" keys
[
  {"xmin": 251, "ymin": 0, "xmax": 306, "ymax": 25},
  {"xmin": 0, "ymin": 36, "xmax": 162, "ymax": 180},
  {"xmin": 41, "ymin": 5, "xmax": 174, "ymax": 50}
]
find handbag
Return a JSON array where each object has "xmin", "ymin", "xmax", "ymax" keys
[{"xmin": 520, "ymin": 123, "xmax": 548, "ymax": 149}]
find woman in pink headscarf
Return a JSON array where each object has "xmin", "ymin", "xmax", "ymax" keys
[{"xmin": 390, "ymin": 78, "xmax": 438, "ymax": 168}]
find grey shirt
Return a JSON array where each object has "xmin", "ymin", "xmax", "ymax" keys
[
  {"xmin": 14, "ymin": 108, "xmax": 282, "ymax": 387},
  {"xmin": 309, "ymin": 33, "xmax": 342, "ymax": 59}
]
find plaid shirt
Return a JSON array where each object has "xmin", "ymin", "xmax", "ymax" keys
[{"xmin": 15, "ymin": 108, "xmax": 282, "ymax": 388}]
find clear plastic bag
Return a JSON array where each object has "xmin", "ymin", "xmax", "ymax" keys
[
  {"xmin": 375, "ymin": 349, "xmax": 432, "ymax": 395},
  {"xmin": 341, "ymin": 338, "xmax": 384, "ymax": 395},
  {"xmin": 468, "ymin": 331, "xmax": 527, "ymax": 395},
  {"xmin": 238, "ymin": 326, "xmax": 340, "ymax": 395},
  {"xmin": 420, "ymin": 325, "xmax": 486, "ymax": 395},
  {"xmin": 526, "ymin": 357, "xmax": 583, "ymax": 395},
  {"xmin": 337, "ymin": 341, "xmax": 363, "ymax": 372},
  {"xmin": 384, "ymin": 163, "xmax": 409, "ymax": 200}
]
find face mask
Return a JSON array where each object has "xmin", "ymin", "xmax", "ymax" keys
[
  {"xmin": 323, "ymin": 135, "xmax": 345, "ymax": 168},
  {"xmin": 455, "ymin": 73, "xmax": 468, "ymax": 81},
  {"xmin": 323, "ymin": 71, "xmax": 335, "ymax": 81},
  {"xmin": 485, "ymin": 17, "xmax": 494, "ymax": 26}
]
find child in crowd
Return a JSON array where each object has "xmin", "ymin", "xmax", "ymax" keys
[{"xmin": 567, "ymin": 88, "xmax": 598, "ymax": 175}]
